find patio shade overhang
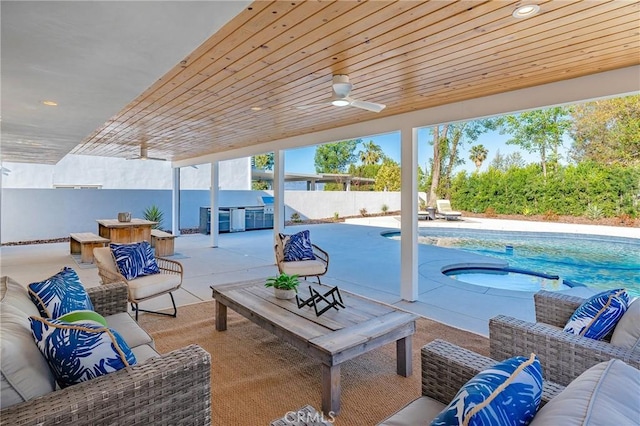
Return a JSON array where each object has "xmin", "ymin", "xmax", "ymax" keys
[{"xmin": 2, "ymin": 0, "xmax": 639, "ymax": 166}]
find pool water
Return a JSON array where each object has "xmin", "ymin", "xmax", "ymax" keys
[
  {"xmin": 394, "ymin": 229, "xmax": 640, "ymax": 295},
  {"xmin": 445, "ymin": 268, "xmax": 573, "ymax": 292}
]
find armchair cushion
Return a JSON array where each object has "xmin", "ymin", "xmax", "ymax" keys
[
  {"xmin": 279, "ymin": 259, "xmax": 328, "ymax": 276},
  {"xmin": 530, "ymin": 359, "xmax": 640, "ymax": 425},
  {"xmin": 563, "ymin": 288, "xmax": 629, "ymax": 340},
  {"xmin": 27, "ymin": 267, "xmax": 94, "ymax": 318},
  {"xmin": 126, "ymin": 271, "xmax": 182, "ymax": 300},
  {"xmin": 110, "ymin": 241, "xmax": 159, "ymax": 280},
  {"xmin": 280, "ymin": 230, "xmax": 315, "ymax": 261},
  {"xmin": 30, "ymin": 317, "xmax": 137, "ymax": 389},
  {"xmin": 611, "ymin": 297, "xmax": 640, "ymax": 350},
  {"xmin": 431, "ymin": 353, "xmax": 542, "ymax": 426}
]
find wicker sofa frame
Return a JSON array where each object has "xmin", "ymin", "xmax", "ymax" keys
[
  {"xmin": 489, "ymin": 290, "xmax": 640, "ymax": 386},
  {"xmin": 419, "ymin": 339, "xmax": 564, "ymax": 407},
  {"xmin": 0, "ymin": 282, "xmax": 211, "ymax": 426},
  {"xmin": 378, "ymin": 339, "xmax": 565, "ymax": 424}
]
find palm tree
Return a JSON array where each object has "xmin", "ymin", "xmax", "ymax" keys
[
  {"xmin": 469, "ymin": 144, "xmax": 489, "ymax": 172},
  {"xmin": 358, "ymin": 140, "xmax": 383, "ymax": 165}
]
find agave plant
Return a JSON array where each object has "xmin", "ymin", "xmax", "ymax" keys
[{"xmin": 143, "ymin": 205, "xmax": 164, "ymax": 229}]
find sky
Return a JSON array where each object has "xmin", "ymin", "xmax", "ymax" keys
[{"xmin": 284, "ymin": 127, "xmax": 566, "ymax": 175}]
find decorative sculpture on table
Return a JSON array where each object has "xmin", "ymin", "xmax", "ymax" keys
[{"xmin": 296, "ymin": 285, "xmax": 345, "ymax": 317}]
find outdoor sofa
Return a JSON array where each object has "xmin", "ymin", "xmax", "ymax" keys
[
  {"xmin": 1, "ymin": 276, "xmax": 211, "ymax": 425},
  {"xmin": 489, "ymin": 290, "xmax": 640, "ymax": 386},
  {"xmin": 379, "ymin": 339, "xmax": 639, "ymax": 425}
]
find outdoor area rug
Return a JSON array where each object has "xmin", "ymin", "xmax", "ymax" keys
[{"xmin": 139, "ymin": 300, "xmax": 489, "ymax": 425}]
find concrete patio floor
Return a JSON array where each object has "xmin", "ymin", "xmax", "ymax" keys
[{"xmin": 2, "ymin": 216, "xmax": 636, "ymax": 335}]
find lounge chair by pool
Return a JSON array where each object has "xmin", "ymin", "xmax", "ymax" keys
[{"xmin": 436, "ymin": 199, "xmax": 462, "ymax": 220}]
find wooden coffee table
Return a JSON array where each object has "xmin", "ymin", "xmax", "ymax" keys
[{"xmin": 211, "ymin": 279, "xmax": 418, "ymax": 415}]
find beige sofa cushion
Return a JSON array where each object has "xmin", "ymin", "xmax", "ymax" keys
[
  {"xmin": 377, "ymin": 396, "xmax": 446, "ymax": 426},
  {"xmin": 1, "ymin": 277, "xmax": 56, "ymax": 409},
  {"xmin": 131, "ymin": 344, "xmax": 161, "ymax": 364},
  {"xmin": 106, "ymin": 312, "xmax": 155, "ymax": 349},
  {"xmin": 611, "ymin": 297, "xmax": 640, "ymax": 350},
  {"xmin": 1, "ymin": 276, "xmax": 40, "ymax": 317},
  {"xmin": 530, "ymin": 359, "xmax": 640, "ymax": 425}
]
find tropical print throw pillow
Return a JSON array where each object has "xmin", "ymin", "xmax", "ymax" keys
[
  {"xmin": 431, "ymin": 353, "xmax": 543, "ymax": 426},
  {"xmin": 30, "ymin": 317, "xmax": 136, "ymax": 389},
  {"xmin": 564, "ymin": 288, "xmax": 629, "ymax": 340},
  {"xmin": 28, "ymin": 267, "xmax": 94, "ymax": 318},
  {"xmin": 110, "ymin": 241, "xmax": 160, "ymax": 280},
  {"xmin": 281, "ymin": 230, "xmax": 316, "ymax": 261}
]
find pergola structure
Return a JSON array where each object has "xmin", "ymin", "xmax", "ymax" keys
[
  {"xmin": 3, "ymin": 1, "xmax": 639, "ymax": 301},
  {"xmin": 252, "ymin": 170, "xmax": 375, "ymax": 191}
]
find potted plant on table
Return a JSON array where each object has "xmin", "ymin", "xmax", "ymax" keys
[{"xmin": 265, "ymin": 273, "xmax": 300, "ymax": 300}]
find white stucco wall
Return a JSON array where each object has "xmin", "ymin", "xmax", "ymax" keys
[
  {"xmin": 1, "ymin": 155, "xmax": 250, "ymax": 190},
  {"xmin": 0, "ymin": 188, "xmax": 402, "ymax": 243}
]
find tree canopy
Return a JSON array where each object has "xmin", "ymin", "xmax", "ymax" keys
[
  {"xmin": 498, "ymin": 107, "xmax": 571, "ymax": 177},
  {"xmin": 314, "ymin": 139, "xmax": 360, "ymax": 173},
  {"xmin": 569, "ymin": 94, "xmax": 640, "ymax": 166}
]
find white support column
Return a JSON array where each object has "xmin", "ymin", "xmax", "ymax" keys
[
  {"xmin": 171, "ymin": 167, "xmax": 181, "ymax": 235},
  {"xmin": 400, "ymin": 127, "xmax": 419, "ymax": 301},
  {"xmin": 210, "ymin": 161, "xmax": 220, "ymax": 248},
  {"xmin": 273, "ymin": 149, "xmax": 285, "ymax": 236}
]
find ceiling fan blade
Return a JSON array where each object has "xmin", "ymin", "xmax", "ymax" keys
[{"xmin": 349, "ymin": 99, "xmax": 386, "ymax": 113}]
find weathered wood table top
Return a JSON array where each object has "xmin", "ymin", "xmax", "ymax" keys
[{"xmin": 211, "ymin": 279, "xmax": 418, "ymax": 415}]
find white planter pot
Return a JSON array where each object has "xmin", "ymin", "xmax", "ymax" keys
[{"xmin": 274, "ymin": 288, "xmax": 296, "ymax": 300}]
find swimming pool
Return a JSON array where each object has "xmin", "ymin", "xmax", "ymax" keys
[{"xmin": 386, "ymin": 229, "xmax": 640, "ymax": 296}]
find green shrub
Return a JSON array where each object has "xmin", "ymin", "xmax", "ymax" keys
[
  {"xmin": 381, "ymin": 204, "xmax": 389, "ymax": 214},
  {"xmin": 290, "ymin": 212, "xmax": 301, "ymax": 223},
  {"xmin": 449, "ymin": 162, "xmax": 640, "ymax": 218}
]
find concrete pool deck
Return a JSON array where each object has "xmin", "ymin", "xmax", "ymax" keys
[{"xmin": 1, "ymin": 216, "xmax": 637, "ymax": 335}]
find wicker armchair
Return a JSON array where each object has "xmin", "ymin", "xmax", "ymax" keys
[
  {"xmin": 274, "ymin": 234, "xmax": 329, "ymax": 284},
  {"xmin": 94, "ymin": 246, "xmax": 183, "ymax": 321},
  {"xmin": 0, "ymin": 282, "xmax": 211, "ymax": 426},
  {"xmin": 489, "ymin": 290, "xmax": 640, "ymax": 386},
  {"xmin": 378, "ymin": 339, "xmax": 564, "ymax": 424}
]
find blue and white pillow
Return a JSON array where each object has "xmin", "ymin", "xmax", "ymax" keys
[
  {"xmin": 564, "ymin": 288, "xmax": 629, "ymax": 340},
  {"xmin": 431, "ymin": 354, "xmax": 543, "ymax": 426},
  {"xmin": 281, "ymin": 230, "xmax": 316, "ymax": 262},
  {"xmin": 28, "ymin": 267, "xmax": 94, "ymax": 318},
  {"xmin": 29, "ymin": 317, "xmax": 136, "ymax": 389},
  {"xmin": 110, "ymin": 241, "xmax": 160, "ymax": 280}
]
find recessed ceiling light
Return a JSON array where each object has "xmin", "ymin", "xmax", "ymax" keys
[
  {"xmin": 331, "ymin": 99, "xmax": 350, "ymax": 107},
  {"xmin": 512, "ymin": 4, "xmax": 540, "ymax": 18},
  {"xmin": 250, "ymin": 106, "xmax": 262, "ymax": 111},
  {"xmin": 42, "ymin": 100, "xmax": 58, "ymax": 106}
]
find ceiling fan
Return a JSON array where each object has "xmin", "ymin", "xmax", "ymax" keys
[
  {"xmin": 297, "ymin": 74, "xmax": 386, "ymax": 113},
  {"xmin": 126, "ymin": 145, "xmax": 166, "ymax": 161}
]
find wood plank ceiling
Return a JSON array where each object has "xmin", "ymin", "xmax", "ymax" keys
[{"xmin": 72, "ymin": 0, "xmax": 640, "ymax": 163}]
